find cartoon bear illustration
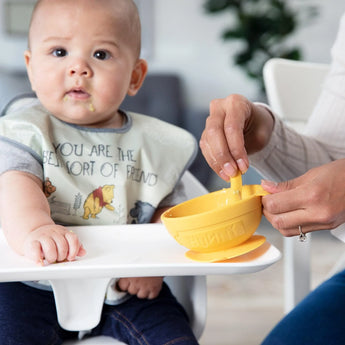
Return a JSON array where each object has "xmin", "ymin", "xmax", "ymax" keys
[
  {"xmin": 83, "ymin": 185, "xmax": 115, "ymax": 219},
  {"xmin": 44, "ymin": 177, "xmax": 56, "ymax": 198},
  {"xmin": 129, "ymin": 201, "xmax": 155, "ymax": 224}
]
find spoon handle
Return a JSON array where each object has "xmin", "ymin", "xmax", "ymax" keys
[{"xmin": 230, "ymin": 172, "xmax": 242, "ymax": 200}]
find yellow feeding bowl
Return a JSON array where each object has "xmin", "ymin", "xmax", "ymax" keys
[{"xmin": 161, "ymin": 173, "xmax": 268, "ymax": 262}]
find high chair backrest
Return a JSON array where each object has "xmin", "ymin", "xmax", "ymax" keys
[{"xmin": 263, "ymin": 58, "xmax": 330, "ymax": 133}]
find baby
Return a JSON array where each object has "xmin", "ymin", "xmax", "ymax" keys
[{"xmin": 0, "ymin": 0, "xmax": 199, "ymax": 344}]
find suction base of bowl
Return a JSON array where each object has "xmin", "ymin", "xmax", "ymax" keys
[{"xmin": 185, "ymin": 235, "xmax": 266, "ymax": 262}]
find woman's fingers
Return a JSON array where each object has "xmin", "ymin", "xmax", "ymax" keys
[
  {"xmin": 200, "ymin": 95, "xmax": 251, "ymax": 180},
  {"xmin": 261, "ymin": 161, "xmax": 345, "ymax": 235}
]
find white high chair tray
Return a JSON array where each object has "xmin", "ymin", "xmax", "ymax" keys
[
  {"xmin": 0, "ymin": 224, "xmax": 281, "ymax": 331},
  {"xmin": 0, "ymin": 224, "xmax": 280, "ymax": 280}
]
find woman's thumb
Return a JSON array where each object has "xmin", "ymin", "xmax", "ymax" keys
[{"xmin": 261, "ymin": 179, "xmax": 295, "ymax": 194}]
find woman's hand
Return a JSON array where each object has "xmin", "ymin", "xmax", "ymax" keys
[
  {"xmin": 262, "ymin": 159, "xmax": 345, "ymax": 236},
  {"xmin": 200, "ymin": 94, "xmax": 274, "ymax": 181}
]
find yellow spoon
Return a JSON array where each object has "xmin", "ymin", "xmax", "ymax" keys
[{"xmin": 229, "ymin": 171, "xmax": 243, "ymax": 201}]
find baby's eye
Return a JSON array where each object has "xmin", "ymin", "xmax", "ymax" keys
[
  {"xmin": 94, "ymin": 50, "xmax": 111, "ymax": 60},
  {"xmin": 52, "ymin": 48, "xmax": 67, "ymax": 57}
]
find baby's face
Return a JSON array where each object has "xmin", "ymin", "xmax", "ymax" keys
[{"xmin": 25, "ymin": 0, "xmax": 146, "ymax": 127}]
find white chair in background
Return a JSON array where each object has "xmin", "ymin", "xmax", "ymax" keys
[
  {"xmin": 263, "ymin": 58, "xmax": 330, "ymax": 133},
  {"xmin": 263, "ymin": 58, "xmax": 330, "ymax": 312}
]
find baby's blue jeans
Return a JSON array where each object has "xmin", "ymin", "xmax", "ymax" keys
[
  {"xmin": 0, "ymin": 281, "xmax": 198, "ymax": 345},
  {"xmin": 261, "ymin": 269, "xmax": 345, "ymax": 345}
]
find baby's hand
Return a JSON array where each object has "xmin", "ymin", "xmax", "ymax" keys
[
  {"xmin": 23, "ymin": 224, "xmax": 86, "ymax": 265},
  {"xmin": 117, "ymin": 277, "xmax": 163, "ymax": 299}
]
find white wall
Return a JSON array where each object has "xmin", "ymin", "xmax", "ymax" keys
[
  {"xmin": 1, "ymin": 0, "xmax": 345, "ymax": 111},
  {"xmin": 148, "ymin": 0, "xmax": 257, "ymax": 111},
  {"xmin": 148, "ymin": 0, "xmax": 345, "ymax": 110}
]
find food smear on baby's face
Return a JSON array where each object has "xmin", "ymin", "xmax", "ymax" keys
[
  {"xmin": 89, "ymin": 102, "xmax": 95, "ymax": 112},
  {"xmin": 63, "ymin": 94, "xmax": 95, "ymax": 112}
]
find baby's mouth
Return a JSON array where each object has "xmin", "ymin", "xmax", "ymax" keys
[
  {"xmin": 65, "ymin": 88, "xmax": 90, "ymax": 100},
  {"xmin": 64, "ymin": 89, "xmax": 95, "ymax": 112}
]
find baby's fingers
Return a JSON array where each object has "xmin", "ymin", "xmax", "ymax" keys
[
  {"xmin": 64, "ymin": 230, "xmax": 86, "ymax": 261},
  {"xmin": 77, "ymin": 245, "xmax": 86, "ymax": 258},
  {"xmin": 24, "ymin": 237, "xmax": 58, "ymax": 264},
  {"xmin": 24, "ymin": 240, "xmax": 44, "ymax": 265}
]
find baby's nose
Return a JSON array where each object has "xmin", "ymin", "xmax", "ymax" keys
[{"xmin": 68, "ymin": 60, "xmax": 92, "ymax": 77}]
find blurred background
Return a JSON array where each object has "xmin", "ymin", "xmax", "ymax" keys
[{"xmin": 1, "ymin": 1, "xmax": 345, "ymax": 344}]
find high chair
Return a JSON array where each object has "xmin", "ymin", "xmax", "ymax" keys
[
  {"xmin": 263, "ymin": 58, "xmax": 330, "ymax": 312},
  {"xmin": 0, "ymin": 216, "xmax": 281, "ymax": 344},
  {"xmin": 0, "ymin": 94, "xmax": 210, "ymax": 344},
  {"xmin": 0, "ymin": 96, "xmax": 281, "ymax": 344}
]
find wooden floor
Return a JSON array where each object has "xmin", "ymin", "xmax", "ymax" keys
[{"xmin": 198, "ymin": 219, "xmax": 345, "ymax": 345}]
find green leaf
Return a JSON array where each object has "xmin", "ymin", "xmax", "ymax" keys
[
  {"xmin": 222, "ymin": 28, "xmax": 244, "ymax": 40},
  {"xmin": 204, "ymin": 0, "xmax": 318, "ymax": 91},
  {"xmin": 279, "ymin": 49, "xmax": 302, "ymax": 61},
  {"xmin": 234, "ymin": 49, "xmax": 253, "ymax": 65},
  {"xmin": 203, "ymin": 0, "xmax": 237, "ymax": 13}
]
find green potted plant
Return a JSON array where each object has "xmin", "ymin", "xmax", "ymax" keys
[{"xmin": 204, "ymin": 0, "xmax": 318, "ymax": 91}]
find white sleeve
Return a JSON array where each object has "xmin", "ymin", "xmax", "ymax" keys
[
  {"xmin": 304, "ymin": 13, "xmax": 345, "ymax": 146},
  {"xmin": 249, "ymin": 105, "xmax": 335, "ymax": 182}
]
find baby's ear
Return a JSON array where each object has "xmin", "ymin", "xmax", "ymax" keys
[
  {"xmin": 127, "ymin": 59, "xmax": 148, "ymax": 96},
  {"xmin": 24, "ymin": 50, "xmax": 36, "ymax": 92}
]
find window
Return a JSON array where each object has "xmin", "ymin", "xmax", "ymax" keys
[{"xmin": 3, "ymin": 0, "xmax": 35, "ymax": 36}]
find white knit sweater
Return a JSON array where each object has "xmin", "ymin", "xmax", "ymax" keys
[{"xmin": 249, "ymin": 13, "xmax": 345, "ymax": 239}]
